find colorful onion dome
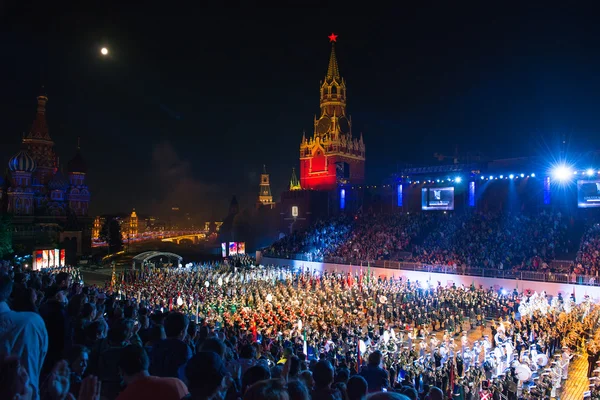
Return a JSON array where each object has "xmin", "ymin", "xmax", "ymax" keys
[
  {"xmin": 48, "ymin": 170, "xmax": 69, "ymax": 191},
  {"xmin": 8, "ymin": 150, "xmax": 36, "ymax": 173}
]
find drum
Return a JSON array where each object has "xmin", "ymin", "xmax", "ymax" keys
[
  {"xmin": 515, "ymin": 365, "xmax": 532, "ymax": 381},
  {"xmin": 536, "ymin": 353, "xmax": 549, "ymax": 367}
]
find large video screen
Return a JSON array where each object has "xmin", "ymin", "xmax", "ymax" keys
[
  {"xmin": 578, "ymin": 180, "xmax": 600, "ymax": 208},
  {"xmin": 228, "ymin": 242, "xmax": 238, "ymax": 255},
  {"xmin": 421, "ymin": 187, "xmax": 455, "ymax": 210}
]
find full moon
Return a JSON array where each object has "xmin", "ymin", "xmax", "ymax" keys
[{"xmin": 100, "ymin": 47, "xmax": 108, "ymax": 55}]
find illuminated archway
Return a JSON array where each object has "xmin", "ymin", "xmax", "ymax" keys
[{"xmin": 132, "ymin": 251, "xmax": 183, "ymax": 269}]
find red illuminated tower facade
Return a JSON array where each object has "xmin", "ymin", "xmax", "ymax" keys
[{"xmin": 299, "ymin": 35, "xmax": 365, "ymax": 190}]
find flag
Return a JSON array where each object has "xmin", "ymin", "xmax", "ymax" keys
[
  {"xmin": 251, "ymin": 322, "xmax": 258, "ymax": 342},
  {"xmin": 303, "ymin": 330, "xmax": 308, "ymax": 356},
  {"xmin": 359, "ymin": 266, "xmax": 363, "ymax": 286},
  {"xmin": 448, "ymin": 359, "xmax": 455, "ymax": 398},
  {"xmin": 357, "ymin": 341, "xmax": 361, "ymax": 373}
]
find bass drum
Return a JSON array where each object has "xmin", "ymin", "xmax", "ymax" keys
[
  {"xmin": 536, "ymin": 353, "xmax": 549, "ymax": 367},
  {"xmin": 515, "ymin": 365, "xmax": 532, "ymax": 382}
]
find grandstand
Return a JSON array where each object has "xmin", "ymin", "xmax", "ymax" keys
[{"xmin": 268, "ymin": 153, "xmax": 600, "ymax": 285}]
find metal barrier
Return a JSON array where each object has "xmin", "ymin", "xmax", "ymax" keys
[{"xmin": 263, "ymin": 252, "xmax": 600, "ymax": 287}]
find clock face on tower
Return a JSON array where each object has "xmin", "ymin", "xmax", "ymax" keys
[
  {"xmin": 317, "ymin": 117, "xmax": 330, "ymax": 135},
  {"xmin": 338, "ymin": 116, "xmax": 350, "ymax": 134}
]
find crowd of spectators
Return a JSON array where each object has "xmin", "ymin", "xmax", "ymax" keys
[
  {"xmin": 576, "ymin": 223, "xmax": 600, "ymax": 276},
  {"xmin": 0, "ymin": 265, "xmax": 449, "ymax": 400},
  {"xmin": 266, "ymin": 214, "xmax": 427, "ymax": 264},
  {"xmin": 267, "ymin": 211, "xmax": 573, "ymax": 272},
  {"xmin": 413, "ymin": 211, "xmax": 569, "ymax": 271}
]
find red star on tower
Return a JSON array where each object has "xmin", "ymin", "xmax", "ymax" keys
[{"xmin": 328, "ymin": 33, "xmax": 338, "ymax": 42}]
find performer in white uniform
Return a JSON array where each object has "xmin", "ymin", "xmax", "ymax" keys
[
  {"xmin": 483, "ymin": 335, "xmax": 492, "ymax": 356},
  {"xmin": 561, "ymin": 346, "xmax": 572, "ymax": 380},
  {"xmin": 461, "ymin": 331, "xmax": 468, "ymax": 356},
  {"xmin": 550, "ymin": 361, "xmax": 562, "ymax": 398},
  {"xmin": 494, "ymin": 346, "xmax": 504, "ymax": 377}
]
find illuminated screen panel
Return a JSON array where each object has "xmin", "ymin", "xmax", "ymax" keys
[
  {"xmin": 221, "ymin": 243, "xmax": 227, "ymax": 258},
  {"xmin": 48, "ymin": 250, "xmax": 54, "ymax": 268},
  {"xmin": 42, "ymin": 250, "xmax": 49, "ymax": 269},
  {"xmin": 34, "ymin": 251, "xmax": 43, "ymax": 270},
  {"xmin": 397, "ymin": 184, "xmax": 403, "ymax": 207},
  {"xmin": 237, "ymin": 242, "xmax": 245, "ymax": 254},
  {"xmin": 60, "ymin": 249, "xmax": 66, "ymax": 267},
  {"xmin": 421, "ymin": 187, "xmax": 455, "ymax": 210},
  {"xmin": 228, "ymin": 242, "xmax": 237, "ymax": 255},
  {"xmin": 578, "ymin": 180, "xmax": 600, "ymax": 208},
  {"xmin": 54, "ymin": 249, "xmax": 60, "ymax": 268}
]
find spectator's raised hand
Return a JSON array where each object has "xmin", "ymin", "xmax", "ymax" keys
[
  {"xmin": 78, "ymin": 375, "xmax": 101, "ymax": 400},
  {"xmin": 44, "ymin": 360, "xmax": 73, "ymax": 400}
]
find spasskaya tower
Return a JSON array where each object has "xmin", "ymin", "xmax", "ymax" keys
[{"xmin": 299, "ymin": 33, "xmax": 365, "ymax": 191}]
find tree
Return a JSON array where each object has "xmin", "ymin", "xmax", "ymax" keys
[
  {"xmin": 99, "ymin": 218, "xmax": 123, "ymax": 254},
  {"xmin": 0, "ymin": 215, "xmax": 13, "ymax": 259}
]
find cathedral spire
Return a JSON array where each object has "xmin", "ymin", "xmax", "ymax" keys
[{"xmin": 26, "ymin": 89, "xmax": 52, "ymax": 141}]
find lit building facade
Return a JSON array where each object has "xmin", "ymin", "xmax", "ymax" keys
[
  {"xmin": 92, "ymin": 216, "xmax": 106, "ymax": 241},
  {"xmin": 2, "ymin": 92, "xmax": 93, "ymax": 255},
  {"xmin": 129, "ymin": 209, "xmax": 138, "ymax": 237},
  {"xmin": 257, "ymin": 165, "xmax": 276, "ymax": 209},
  {"xmin": 299, "ymin": 37, "xmax": 365, "ymax": 191}
]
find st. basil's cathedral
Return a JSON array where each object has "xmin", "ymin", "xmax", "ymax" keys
[{"xmin": 0, "ymin": 91, "xmax": 92, "ymax": 256}]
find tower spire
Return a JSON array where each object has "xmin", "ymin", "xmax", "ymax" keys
[
  {"xmin": 326, "ymin": 42, "xmax": 340, "ymax": 81},
  {"xmin": 290, "ymin": 167, "xmax": 302, "ymax": 191},
  {"xmin": 257, "ymin": 165, "xmax": 275, "ymax": 208}
]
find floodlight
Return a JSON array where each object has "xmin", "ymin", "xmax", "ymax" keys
[{"xmin": 551, "ymin": 165, "xmax": 572, "ymax": 181}]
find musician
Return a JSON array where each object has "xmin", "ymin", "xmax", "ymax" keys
[
  {"xmin": 560, "ymin": 346, "xmax": 572, "ymax": 379},
  {"xmin": 480, "ymin": 380, "xmax": 493, "ymax": 400},
  {"xmin": 483, "ymin": 335, "xmax": 492, "ymax": 356},
  {"xmin": 587, "ymin": 339, "xmax": 599, "ymax": 377},
  {"xmin": 550, "ymin": 361, "xmax": 562, "ymax": 398},
  {"xmin": 459, "ymin": 331, "xmax": 467, "ymax": 353}
]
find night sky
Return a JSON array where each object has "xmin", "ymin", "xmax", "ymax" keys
[{"xmin": 2, "ymin": 5, "xmax": 600, "ymax": 219}]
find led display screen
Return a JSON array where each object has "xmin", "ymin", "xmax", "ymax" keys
[
  {"xmin": 421, "ymin": 187, "xmax": 455, "ymax": 210},
  {"xmin": 237, "ymin": 242, "xmax": 245, "ymax": 254},
  {"xmin": 228, "ymin": 242, "xmax": 237, "ymax": 255},
  {"xmin": 578, "ymin": 180, "xmax": 600, "ymax": 208}
]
